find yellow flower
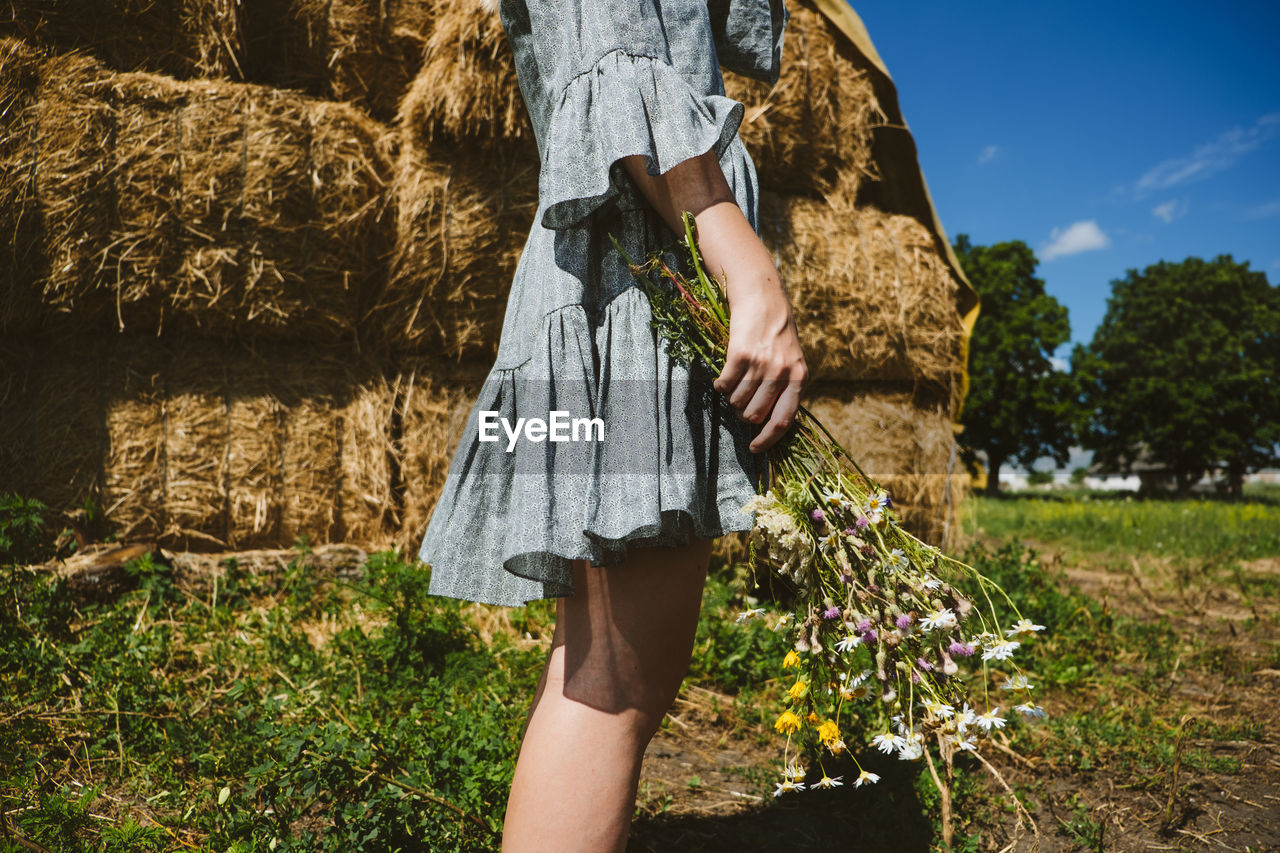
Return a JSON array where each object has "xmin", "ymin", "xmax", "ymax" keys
[
  {"xmin": 774, "ymin": 710, "xmax": 802, "ymax": 734},
  {"xmin": 787, "ymin": 680, "xmax": 809, "ymax": 701},
  {"xmin": 817, "ymin": 719, "xmax": 841, "ymax": 745},
  {"xmin": 782, "ymin": 650, "xmax": 801, "ymax": 669},
  {"xmin": 806, "ymin": 711, "xmax": 820, "ymax": 724}
]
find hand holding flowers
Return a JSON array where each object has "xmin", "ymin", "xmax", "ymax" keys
[{"xmin": 611, "ymin": 212, "xmax": 1047, "ymax": 838}]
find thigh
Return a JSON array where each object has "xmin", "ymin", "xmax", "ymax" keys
[{"xmin": 551, "ymin": 539, "xmax": 712, "ymax": 715}]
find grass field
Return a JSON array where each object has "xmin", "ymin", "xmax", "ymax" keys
[
  {"xmin": 3, "ymin": 492, "xmax": 1278, "ymax": 851},
  {"xmin": 967, "ymin": 492, "xmax": 1280, "ymax": 561}
]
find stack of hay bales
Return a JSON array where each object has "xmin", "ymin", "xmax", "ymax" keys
[{"xmin": 0, "ymin": 0, "xmax": 974, "ymax": 554}]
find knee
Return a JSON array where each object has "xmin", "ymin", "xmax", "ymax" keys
[
  {"xmin": 548, "ymin": 661, "xmax": 687, "ymax": 742},
  {"xmin": 626, "ymin": 664, "xmax": 691, "ymax": 740}
]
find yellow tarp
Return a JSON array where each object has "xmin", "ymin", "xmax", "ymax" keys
[{"xmin": 809, "ymin": 0, "xmax": 980, "ymax": 420}]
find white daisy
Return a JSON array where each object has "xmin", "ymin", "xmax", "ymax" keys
[
  {"xmin": 1014, "ymin": 702, "xmax": 1048, "ymax": 719},
  {"xmin": 773, "ymin": 779, "xmax": 805, "ymax": 797},
  {"xmin": 883, "ymin": 548, "xmax": 909, "ymax": 572},
  {"xmin": 854, "ymin": 769, "xmax": 880, "ymax": 788},
  {"xmin": 923, "ymin": 699, "xmax": 955, "ymax": 720},
  {"xmin": 841, "ymin": 683, "xmax": 870, "ymax": 701},
  {"xmin": 814, "ymin": 774, "xmax": 844, "ymax": 789},
  {"xmin": 920, "ymin": 608, "xmax": 958, "ymax": 632},
  {"xmin": 1000, "ymin": 674, "xmax": 1034, "ymax": 693},
  {"xmin": 735, "ymin": 607, "xmax": 766, "ymax": 623},
  {"xmin": 784, "ymin": 762, "xmax": 806, "ymax": 783},
  {"xmin": 951, "ymin": 733, "xmax": 978, "ymax": 752},
  {"xmin": 898, "ymin": 740, "xmax": 924, "ymax": 761},
  {"xmin": 981, "ymin": 638, "xmax": 1021, "ymax": 662},
  {"xmin": 872, "ymin": 732, "xmax": 907, "ymax": 754},
  {"xmin": 834, "ymin": 634, "xmax": 861, "ymax": 653},
  {"xmin": 1005, "ymin": 618, "xmax": 1046, "ymax": 640},
  {"xmin": 976, "ymin": 707, "xmax": 1006, "ymax": 731}
]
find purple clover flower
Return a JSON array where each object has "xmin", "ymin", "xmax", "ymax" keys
[
  {"xmin": 854, "ymin": 516, "xmax": 870, "ymax": 531},
  {"xmin": 844, "ymin": 527, "xmax": 856, "ymax": 536},
  {"xmin": 822, "ymin": 605, "xmax": 842, "ymax": 620},
  {"xmin": 948, "ymin": 640, "xmax": 976, "ymax": 658},
  {"xmin": 856, "ymin": 619, "xmax": 872, "ymax": 634},
  {"xmin": 861, "ymin": 629, "xmax": 878, "ymax": 644},
  {"xmin": 811, "ymin": 508, "xmax": 825, "ymax": 522},
  {"xmin": 916, "ymin": 656, "xmax": 934, "ymax": 671},
  {"xmin": 910, "ymin": 669, "xmax": 921, "ymax": 684},
  {"xmin": 895, "ymin": 614, "xmax": 913, "ymax": 630}
]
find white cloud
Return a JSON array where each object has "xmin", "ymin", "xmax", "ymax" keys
[
  {"xmin": 1244, "ymin": 198, "xmax": 1280, "ymax": 219},
  {"xmin": 977, "ymin": 145, "xmax": 1000, "ymax": 165},
  {"xmin": 1042, "ymin": 220, "xmax": 1110, "ymax": 261},
  {"xmin": 1151, "ymin": 198, "xmax": 1188, "ymax": 223},
  {"xmin": 1134, "ymin": 112, "xmax": 1280, "ymax": 196},
  {"xmin": 1049, "ymin": 356, "xmax": 1070, "ymax": 372}
]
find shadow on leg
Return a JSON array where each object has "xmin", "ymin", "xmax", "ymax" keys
[{"xmin": 502, "ymin": 538, "xmax": 712, "ymax": 853}]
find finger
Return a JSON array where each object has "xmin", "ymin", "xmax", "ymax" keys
[
  {"xmin": 749, "ymin": 381, "xmax": 802, "ymax": 452},
  {"xmin": 713, "ymin": 351, "xmax": 749, "ymax": 395},
  {"xmin": 727, "ymin": 374, "xmax": 764, "ymax": 414},
  {"xmin": 740, "ymin": 377, "xmax": 783, "ymax": 424}
]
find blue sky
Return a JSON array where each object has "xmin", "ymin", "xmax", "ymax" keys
[{"xmin": 853, "ymin": 0, "xmax": 1280, "ymax": 359}]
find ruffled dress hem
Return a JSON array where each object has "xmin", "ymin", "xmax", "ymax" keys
[{"xmin": 418, "ymin": 289, "xmax": 762, "ymax": 608}]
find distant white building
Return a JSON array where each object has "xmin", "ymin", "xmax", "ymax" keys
[{"xmin": 987, "ymin": 450, "xmax": 1275, "ymax": 494}]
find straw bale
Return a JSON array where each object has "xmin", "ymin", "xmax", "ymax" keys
[
  {"xmin": 0, "ymin": 334, "xmax": 402, "ymax": 549},
  {"xmin": 225, "ymin": 361, "xmax": 285, "ymax": 549},
  {"xmin": 392, "ymin": 361, "xmax": 484, "ymax": 553},
  {"xmin": 758, "ymin": 189, "xmax": 966, "ymax": 402},
  {"xmin": 102, "ymin": 348, "xmax": 168, "ymax": 541},
  {"xmin": 3, "ymin": 47, "xmax": 396, "ymax": 339},
  {"xmin": 162, "ymin": 350, "xmax": 230, "ymax": 549},
  {"xmin": 1, "ymin": 0, "xmax": 432, "ymax": 122},
  {"xmin": 238, "ymin": 0, "xmax": 435, "ymax": 123},
  {"xmin": 802, "ymin": 381, "xmax": 965, "ymax": 547},
  {"xmin": 0, "ymin": 0, "xmax": 243, "ymax": 80},
  {"xmin": 0, "ymin": 339, "xmax": 105, "ymax": 514},
  {"xmin": 723, "ymin": 1, "xmax": 883, "ymax": 197},
  {"xmin": 397, "ymin": 0, "xmax": 531, "ymax": 149},
  {"xmin": 0, "ymin": 38, "xmax": 42, "ymax": 335},
  {"xmin": 340, "ymin": 373, "xmax": 399, "ymax": 550},
  {"xmin": 267, "ymin": 352, "xmax": 347, "ymax": 549},
  {"xmin": 377, "ymin": 140, "xmax": 538, "ymax": 359}
]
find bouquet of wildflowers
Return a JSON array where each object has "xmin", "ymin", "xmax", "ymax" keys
[{"xmin": 610, "ymin": 211, "xmax": 1045, "ymax": 838}]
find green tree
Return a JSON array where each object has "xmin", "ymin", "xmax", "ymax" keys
[
  {"xmin": 953, "ymin": 235, "xmax": 1076, "ymax": 495},
  {"xmin": 1072, "ymin": 255, "xmax": 1280, "ymax": 496}
]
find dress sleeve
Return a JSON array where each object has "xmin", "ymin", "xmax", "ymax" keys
[
  {"xmin": 525, "ymin": 0, "xmax": 748, "ymax": 231},
  {"xmin": 707, "ymin": 0, "xmax": 789, "ymax": 85}
]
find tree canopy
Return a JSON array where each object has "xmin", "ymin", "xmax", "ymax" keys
[
  {"xmin": 1072, "ymin": 254, "xmax": 1280, "ymax": 495},
  {"xmin": 953, "ymin": 235, "xmax": 1076, "ymax": 494}
]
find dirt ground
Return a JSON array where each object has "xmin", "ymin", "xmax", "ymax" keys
[{"xmin": 627, "ymin": 548, "xmax": 1280, "ymax": 852}]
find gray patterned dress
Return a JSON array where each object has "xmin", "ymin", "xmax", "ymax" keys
[{"xmin": 418, "ymin": 0, "xmax": 790, "ymax": 606}]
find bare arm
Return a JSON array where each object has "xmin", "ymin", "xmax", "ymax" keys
[{"xmin": 619, "ymin": 150, "xmax": 808, "ymax": 451}]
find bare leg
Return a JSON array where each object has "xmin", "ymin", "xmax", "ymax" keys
[{"xmin": 502, "ymin": 538, "xmax": 712, "ymax": 852}]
